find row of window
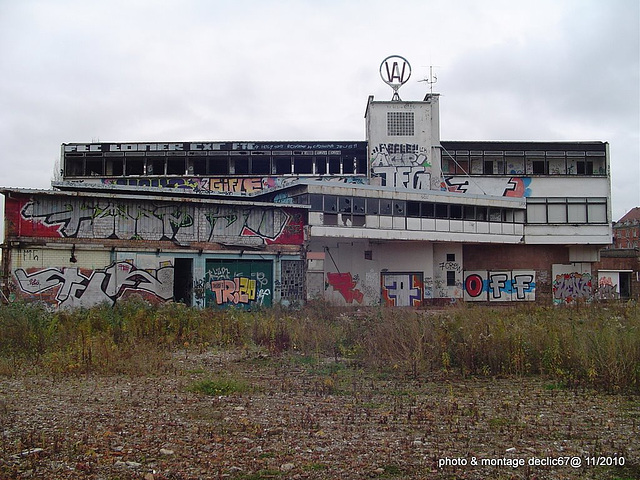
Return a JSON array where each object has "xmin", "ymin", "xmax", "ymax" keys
[
  {"xmin": 442, "ymin": 154, "xmax": 606, "ymax": 176},
  {"xmin": 526, "ymin": 198, "xmax": 608, "ymax": 224},
  {"xmin": 63, "ymin": 153, "xmax": 368, "ymax": 177},
  {"xmin": 305, "ymin": 194, "xmax": 525, "ymax": 223}
]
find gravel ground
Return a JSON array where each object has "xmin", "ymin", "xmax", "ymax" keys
[{"xmin": 1, "ymin": 349, "xmax": 638, "ymax": 480}]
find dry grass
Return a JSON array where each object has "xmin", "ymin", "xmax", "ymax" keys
[{"xmin": 0, "ymin": 298, "xmax": 638, "ymax": 393}]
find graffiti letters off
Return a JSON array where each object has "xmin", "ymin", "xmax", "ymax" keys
[
  {"xmin": 552, "ymin": 272, "xmax": 592, "ymax": 304},
  {"xmin": 464, "ymin": 270, "xmax": 536, "ymax": 301},
  {"xmin": 15, "ymin": 197, "xmax": 303, "ymax": 246},
  {"xmin": 371, "ymin": 144, "xmax": 431, "ymax": 190},
  {"xmin": 14, "ymin": 261, "xmax": 173, "ymax": 308},
  {"xmin": 326, "ymin": 272, "xmax": 364, "ymax": 304}
]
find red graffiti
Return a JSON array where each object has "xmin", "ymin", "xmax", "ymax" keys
[{"xmin": 326, "ymin": 272, "xmax": 364, "ymax": 304}]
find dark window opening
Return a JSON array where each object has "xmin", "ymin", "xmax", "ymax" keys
[
  {"xmin": 234, "ymin": 157, "xmax": 250, "ymax": 175},
  {"xmin": 357, "ymin": 157, "xmax": 368, "ymax": 174},
  {"xmin": 483, "ymin": 161, "xmax": 494, "ymax": 174},
  {"xmin": 446, "ymin": 271, "xmax": 456, "ymax": 287},
  {"xmin": 275, "ymin": 156, "xmax": 291, "ymax": 175},
  {"xmin": 435, "ymin": 204, "xmax": 448, "ymax": 219},
  {"xmin": 147, "ymin": 157, "xmax": 165, "ymax": 175},
  {"xmin": 173, "ymin": 258, "xmax": 193, "ymax": 305},
  {"xmin": 167, "ymin": 158, "xmax": 184, "ymax": 175},
  {"xmin": 532, "ymin": 160, "xmax": 546, "ymax": 174},
  {"xmin": 352, "ymin": 197, "xmax": 366, "ymax": 215},
  {"xmin": 407, "ymin": 201, "xmax": 421, "ymax": 217},
  {"xmin": 192, "ymin": 158, "xmax": 207, "ymax": 175},
  {"xmin": 310, "ymin": 194, "xmax": 323, "ymax": 211},
  {"xmin": 421, "ymin": 203, "xmax": 435, "ymax": 218},
  {"xmin": 394, "ymin": 201, "xmax": 405, "ymax": 215},
  {"xmin": 446, "ymin": 253, "xmax": 456, "ymax": 262},
  {"xmin": 107, "ymin": 159, "xmax": 124, "ymax": 176},
  {"xmin": 463, "ymin": 206, "xmax": 475, "ymax": 220},
  {"xmin": 366, "ymin": 198, "xmax": 379, "ymax": 214},
  {"xmin": 252, "ymin": 157, "xmax": 271, "ymax": 175},
  {"xmin": 328, "ymin": 156, "xmax": 340, "ymax": 174},
  {"xmin": 577, "ymin": 161, "xmax": 593, "ymax": 175},
  {"xmin": 450, "ymin": 204, "xmax": 463, "ymax": 219},
  {"xmin": 65, "ymin": 157, "xmax": 84, "ymax": 176},
  {"xmin": 86, "ymin": 158, "xmax": 104, "ymax": 176},
  {"xmin": 209, "ymin": 156, "xmax": 228, "ymax": 175},
  {"xmin": 324, "ymin": 195, "xmax": 338, "ymax": 213},
  {"xmin": 294, "ymin": 156, "xmax": 313, "ymax": 174},
  {"xmin": 380, "ymin": 200, "xmax": 393, "ymax": 215},
  {"xmin": 126, "ymin": 159, "xmax": 144, "ymax": 176},
  {"xmin": 339, "ymin": 197, "xmax": 352, "ymax": 213},
  {"xmin": 316, "ymin": 157, "xmax": 327, "ymax": 175},
  {"xmin": 342, "ymin": 157, "xmax": 355, "ymax": 174}
]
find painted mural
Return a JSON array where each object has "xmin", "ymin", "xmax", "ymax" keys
[
  {"xmin": 463, "ymin": 270, "xmax": 536, "ymax": 301},
  {"xmin": 6, "ymin": 196, "xmax": 304, "ymax": 247},
  {"xmin": 326, "ymin": 272, "xmax": 364, "ymax": 304},
  {"xmin": 443, "ymin": 177, "xmax": 532, "ymax": 197},
  {"xmin": 552, "ymin": 272, "xmax": 592, "ymax": 305},
  {"xmin": 12, "ymin": 260, "xmax": 174, "ymax": 308},
  {"xmin": 102, "ymin": 175, "xmax": 367, "ymax": 195},
  {"xmin": 381, "ymin": 272, "xmax": 424, "ymax": 307},
  {"xmin": 205, "ymin": 259, "xmax": 273, "ymax": 308},
  {"xmin": 595, "ymin": 273, "xmax": 619, "ymax": 300},
  {"xmin": 371, "ymin": 143, "xmax": 431, "ymax": 190}
]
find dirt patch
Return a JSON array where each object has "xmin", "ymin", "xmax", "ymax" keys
[{"xmin": 1, "ymin": 349, "xmax": 638, "ymax": 479}]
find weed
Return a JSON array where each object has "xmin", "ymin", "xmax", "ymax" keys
[{"xmin": 188, "ymin": 377, "xmax": 250, "ymax": 396}]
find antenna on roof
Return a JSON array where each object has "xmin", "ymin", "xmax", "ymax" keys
[{"xmin": 419, "ymin": 66, "xmax": 438, "ymax": 94}]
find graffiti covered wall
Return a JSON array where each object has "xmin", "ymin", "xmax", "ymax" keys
[
  {"xmin": 463, "ymin": 270, "xmax": 536, "ymax": 301},
  {"xmin": 551, "ymin": 264, "xmax": 592, "ymax": 305},
  {"xmin": 12, "ymin": 260, "xmax": 174, "ymax": 308},
  {"xmin": 371, "ymin": 143, "xmax": 431, "ymax": 190},
  {"xmin": 5, "ymin": 195, "xmax": 304, "ymax": 247},
  {"xmin": 102, "ymin": 175, "xmax": 366, "ymax": 196},
  {"xmin": 205, "ymin": 259, "xmax": 273, "ymax": 308},
  {"xmin": 443, "ymin": 177, "xmax": 532, "ymax": 197},
  {"xmin": 381, "ymin": 272, "xmax": 424, "ymax": 307}
]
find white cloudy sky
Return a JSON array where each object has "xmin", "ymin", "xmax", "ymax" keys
[{"xmin": 1, "ymin": 0, "xmax": 638, "ymax": 241}]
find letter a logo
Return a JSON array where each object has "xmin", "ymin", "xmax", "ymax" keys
[{"xmin": 380, "ymin": 55, "xmax": 411, "ymax": 87}]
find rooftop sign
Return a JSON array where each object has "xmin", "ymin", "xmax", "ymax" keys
[{"xmin": 380, "ymin": 55, "xmax": 411, "ymax": 101}]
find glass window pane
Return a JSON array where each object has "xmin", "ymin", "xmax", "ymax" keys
[
  {"xmin": 527, "ymin": 204, "xmax": 546, "ymax": 223},
  {"xmin": 380, "ymin": 200, "xmax": 393, "ymax": 215},
  {"xmin": 339, "ymin": 197, "xmax": 352, "ymax": 213},
  {"xmin": 421, "ymin": 203, "xmax": 434, "ymax": 218},
  {"xmin": 352, "ymin": 197, "xmax": 365, "ymax": 214},
  {"xmin": 407, "ymin": 201, "xmax": 421, "ymax": 217},
  {"xmin": 324, "ymin": 195, "xmax": 337, "ymax": 213},
  {"xmin": 548, "ymin": 203, "xmax": 567, "ymax": 223},
  {"xmin": 588, "ymin": 203, "xmax": 607, "ymax": 223},
  {"xmin": 310, "ymin": 194, "xmax": 323, "ymax": 211},
  {"xmin": 366, "ymin": 198, "xmax": 379, "ymax": 214},
  {"xmin": 568, "ymin": 203, "xmax": 587, "ymax": 223}
]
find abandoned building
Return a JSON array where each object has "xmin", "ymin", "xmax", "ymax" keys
[{"xmin": 1, "ymin": 56, "xmax": 624, "ymax": 309}]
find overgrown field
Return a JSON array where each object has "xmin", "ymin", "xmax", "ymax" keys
[
  {"xmin": 1, "ymin": 300, "xmax": 639, "ymax": 479},
  {"xmin": 1, "ymin": 300, "xmax": 639, "ymax": 393}
]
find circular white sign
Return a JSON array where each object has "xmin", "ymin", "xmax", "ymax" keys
[{"xmin": 380, "ymin": 55, "xmax": 411, "ymax": 88}]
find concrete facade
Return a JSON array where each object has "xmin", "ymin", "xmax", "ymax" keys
[{"xmin": 1, "ymin": 79, "xmax": 620, "ymax": 308}]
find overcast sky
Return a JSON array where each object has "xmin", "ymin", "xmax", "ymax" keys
[{"xmin": 1, "ymin": 0, "xmax": 638, "ymax": 241}]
